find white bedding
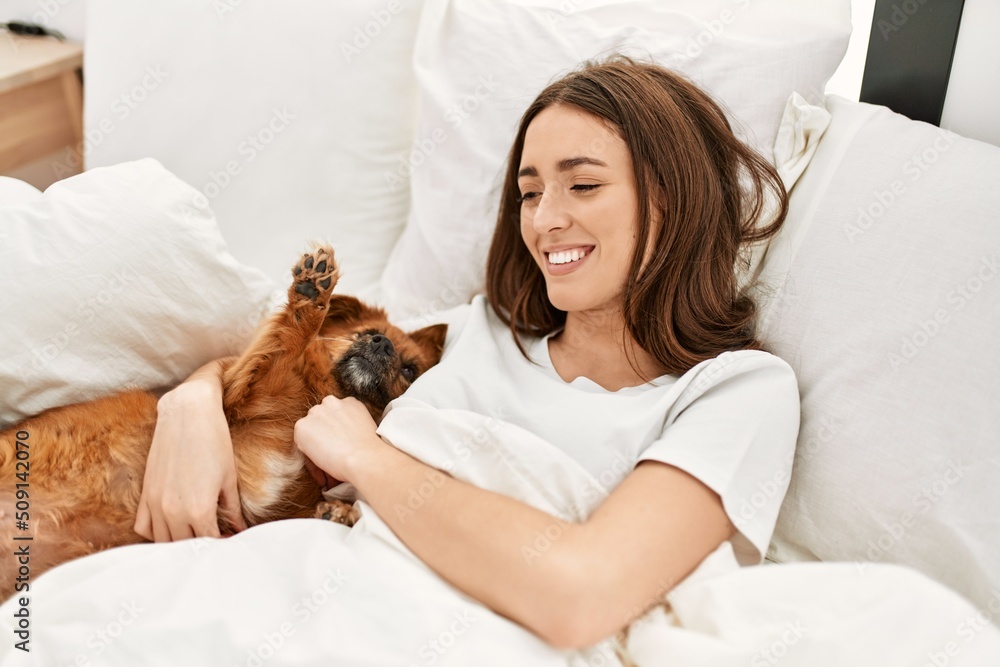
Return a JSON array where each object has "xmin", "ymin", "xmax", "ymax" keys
[{"xmin": 2, "ymin": 399, "xmax": 997, "ymax": 665}]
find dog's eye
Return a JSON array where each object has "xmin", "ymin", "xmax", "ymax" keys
[{"xmin": 401, "ymin": 364, "xmax": 417, "ymax": 382}]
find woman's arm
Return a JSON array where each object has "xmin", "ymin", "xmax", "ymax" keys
[
  {"xmin": 134, "ymin": 359, "xmax": 247, "ymax": 542},
  {"xmin": 295, "ymin": 397, "xmax": 733, "ymax": 650}
]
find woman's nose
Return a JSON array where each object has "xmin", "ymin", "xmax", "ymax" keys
[{"xmin": 531, "ymin": 191, "xmax": 570, "ymax": 234}]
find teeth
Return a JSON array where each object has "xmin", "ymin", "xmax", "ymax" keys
[{"xmin": 548, "ymin": 248, "xmax": 588, "ymax": 265}]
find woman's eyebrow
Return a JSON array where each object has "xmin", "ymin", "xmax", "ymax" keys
[
  {"xmin": 558, "ymin": 156, "xmax": 608, "ymax": 171},
  {"xmin": 517, "ymin": 156, "xmax": 608, "ymax": 178}
]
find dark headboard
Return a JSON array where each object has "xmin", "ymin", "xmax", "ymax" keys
[{"xmin": 859, "ymin": 0, "xmax": 966, "ymax": 126}]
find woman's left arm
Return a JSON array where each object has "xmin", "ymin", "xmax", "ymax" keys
[{"xmin": 295, "ymin": 396, "xmax": 733, "ymax": 650}]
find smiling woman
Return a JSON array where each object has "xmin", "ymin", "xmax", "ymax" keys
[{"xmin": 289, "ymin": 56, "xmax": 800, "ymax": 646}]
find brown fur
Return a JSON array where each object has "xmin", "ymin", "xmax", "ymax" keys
[{"xmin": 0, "ymin": 245, "xmax": 446, "ymax": 597}]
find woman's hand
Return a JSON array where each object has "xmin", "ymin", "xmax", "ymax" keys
[
  {"xmin": 294, "ymin": 395, "xmax": 385, "ymax": 489},
  {"xmin": 134, "ymin": 360, "xmax": 247, "ymax": 542}
]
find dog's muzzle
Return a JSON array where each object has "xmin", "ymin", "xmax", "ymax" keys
[{"xmin": 336, "ymin": 333, "xmax": 396, "ymax": 407}]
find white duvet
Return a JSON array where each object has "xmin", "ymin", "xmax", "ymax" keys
[{"xmin": 2, "ymin": 399, "xmax": 998, "ymax": 666}]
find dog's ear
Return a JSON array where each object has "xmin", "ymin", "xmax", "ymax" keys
[
  {"xmin": 408, "ymin": 323, "xmax": 448, "ymax": 360},
  {"xmin": 325, "ymin": 295, "xmax": 365, "ymax": 323}
]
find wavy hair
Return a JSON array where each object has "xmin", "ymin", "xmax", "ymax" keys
[{"xmin": 485, "ymin": 56, "xmax": 788, "ymax": 376}]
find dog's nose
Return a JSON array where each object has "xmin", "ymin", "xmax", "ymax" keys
[{"xmin": 370, "ymin": 334, "xmax": 394, "ymax": 358}]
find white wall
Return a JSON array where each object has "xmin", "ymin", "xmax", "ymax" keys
[
  {"xmin": 0, "ymin": 0, "xmax": 86, "ymax": 41},
  {"xmin": 825, "ymin": 0, "xmax": 875, "ymax": 101},
  {"xmin": 940, "ymin": 0, "xmax": 1000, "ymax": 147}
]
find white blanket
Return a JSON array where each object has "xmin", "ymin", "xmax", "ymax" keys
[{"xmin": 2, "ymin": 399, "xmax": 998, "ymax": 666}]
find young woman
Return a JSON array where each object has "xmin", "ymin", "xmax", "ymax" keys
[{"xmin": 135, "ymin": 57, "xmax": 799, "ymax": 650}]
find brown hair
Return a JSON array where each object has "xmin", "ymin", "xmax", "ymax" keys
[{"xmin": 484, "ymin": 56, "xmax": 788, "ymax": 376}]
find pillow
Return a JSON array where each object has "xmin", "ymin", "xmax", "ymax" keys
[
  {"xmin": 0, "ymin": 159, "xmax": 276, "ymax": 427},
  {"xmin": 0, "ymin": 177, "xmax": 43, "ymax": 205},
  {"xmin": 742, "ymin": 92, "xmax": 832, "ymax": 288},
  {"xmin": 756, "ymin": 96, "xmax": 1000, "ymax": 611},
  {"xmin": 379, "ymin": 0, "xmax": 851, "ymax": 319},
  {"xmin": 84, "ymin": 0, "xmax": 425, "ymax": 297}
]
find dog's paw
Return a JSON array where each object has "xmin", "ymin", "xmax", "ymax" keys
[
  {"xmin": 291, "ymin": 245, "xmax": 339, "ymax": 305},
  {"xmin": 315, "ymin": 500, "xmax": 360, "ymax": 527}
]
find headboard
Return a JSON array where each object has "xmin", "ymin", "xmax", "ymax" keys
[{"xmin": 859, "ymin": 0, "xmax": 965, "ymax": 126}]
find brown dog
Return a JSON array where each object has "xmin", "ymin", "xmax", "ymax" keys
[{"xmin": 0, "ymin": 244, "xmax": 446, "ymax": 595}]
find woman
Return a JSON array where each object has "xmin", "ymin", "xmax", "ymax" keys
[{"xmin": 136, "ymin": 57, "xmax": 799, "ymax": 649}]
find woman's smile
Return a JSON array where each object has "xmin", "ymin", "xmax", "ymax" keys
[{"xmin": 544, "ymin": 245, "xmax": 595, "ymax": 275}]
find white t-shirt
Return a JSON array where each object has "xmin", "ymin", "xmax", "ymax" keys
[{"xmin": 392, "ymin": 295, "xmax": 800, "ymax": 565}]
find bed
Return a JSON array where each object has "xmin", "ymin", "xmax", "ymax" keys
[{"xmin": 1, "ymin": 1, "xmax": 998, "ymax": 664}]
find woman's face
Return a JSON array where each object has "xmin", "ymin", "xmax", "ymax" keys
[{"xmin": 518, "ymin": 104, "xmax": 639, "ymax": 316}]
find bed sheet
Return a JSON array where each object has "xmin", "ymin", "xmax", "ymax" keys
[{"xmin": 2, "ymin": 400, "xmax": 997, "ymax": 666}]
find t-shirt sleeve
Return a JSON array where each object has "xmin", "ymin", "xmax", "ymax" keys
[{"xmin": 635, "ymin": 351, "xmax": 800, "ymax": 565}]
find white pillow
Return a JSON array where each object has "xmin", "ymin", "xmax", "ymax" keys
[
  {"xmin": 0, "ymin": 177, "xmax": 43, "ymax": 205},
  {"xmin": 84, "ymin": 0, "xmax": 424, "ymax": 297},
  {"xmin": 743, "ymin": 93, "xmax": 832, "ymax": 288},
  {"xmin": 0, "ymin": 159, "xmax": 276, "ymax": 427},
  {"xmin": 757, "ymin": 96, "xmax": 1000, "ymax": 611},
  {"xmin": 379, "ymin": 0, "xmax": 851, "ymax": 318}
]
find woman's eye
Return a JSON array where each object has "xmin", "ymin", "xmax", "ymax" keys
[
  {"xmin": 571, "ymin": 184, "xmax": 600, "ymax": 193},
  {"xmin": 401, "ymin": 364, "xmax": 417, "ymax": 382},
  {"xmin": 518, "ymin": 191, "xmax": 541, "ymax": 204}
]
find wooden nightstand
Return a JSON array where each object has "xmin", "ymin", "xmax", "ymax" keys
[{"xmin": 0, "ymin": 31, "xmax": 83, "ymax": 188}]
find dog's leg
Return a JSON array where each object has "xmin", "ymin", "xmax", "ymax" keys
[{"xmin": 222, "ymin": 245, "xmax": 339, "ymax": 417}]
